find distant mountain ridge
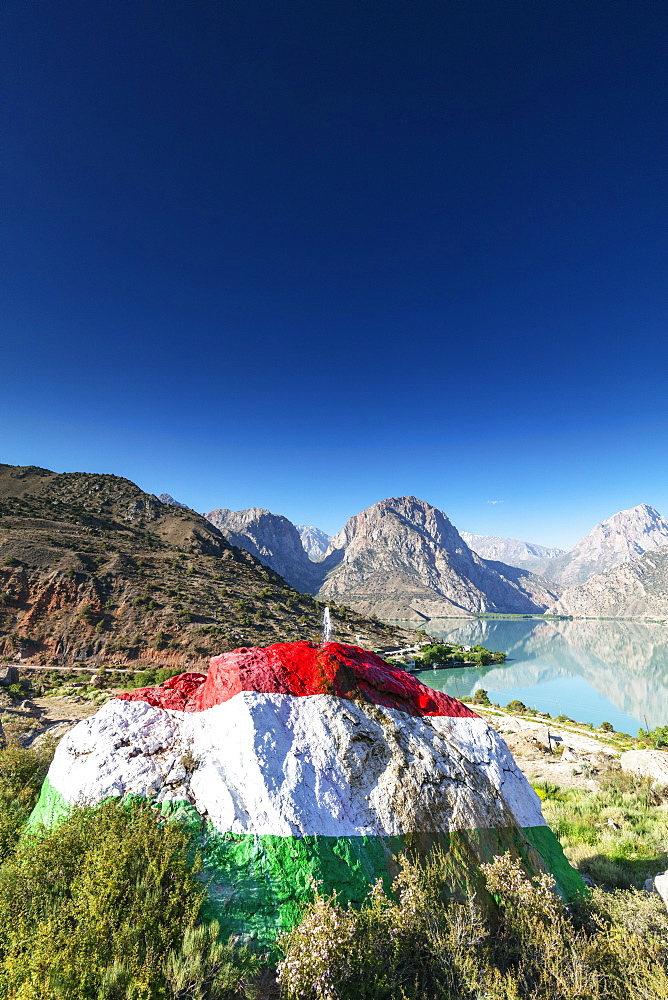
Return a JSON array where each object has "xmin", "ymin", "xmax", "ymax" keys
[
  {"xmin": 550, "ymin": 546, "xmax": 668, "ymax": 619},
  {"xmin": 202, "ymin": 496, "xmax": 559, "ymax": 619},
  {"xmin": 317, "ymin": 497, "xmax": 559, "ymax": 619},
  {"xmin": 297, "ymin": 525, "xmax": 331, "ymax": 561},
  {"xmin": 205, "ymin": 507, "xmax": 322, "ymax": 594},
  {"xmin": 537, "ymin": 504, "xmax": 668, "ymax": 588},
  {"xmin": 460, "ymin": 532, "xmax": 564, "ymax": 570}
]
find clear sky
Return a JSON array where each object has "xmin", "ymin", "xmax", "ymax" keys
[{"xmin": 2, "ymin": 1, "xmax": 667, "ymax": 549}]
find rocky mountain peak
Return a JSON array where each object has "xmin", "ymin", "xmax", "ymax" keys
[
  {"xmin": 296, "ymin": 525, "xmax": 331, "ymax": 561},
  {"xmin": 206, "ymin": 507, "xmax": 322, "ymax": 593},
  {"xmin": 319, "ymin": 496, "xmax": 558, "ymax": 619},
  {"xmin": 538, "ymin": 503, "xmax": 668, "ymax": 588},
  {"xmin": 158, "ymin": 493, "xmax": 190, "ymax": 510}
]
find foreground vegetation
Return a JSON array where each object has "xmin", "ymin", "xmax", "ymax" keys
[
  {"xmin": 1, "ymin": 733, "xmax": 668, "ymax": 997},
  {"xmin": 0, "ymin": 737, "xmax": 259, "ymax": 1000},
  {"xmin": 537, "ymin": 770, "xmax": 668, "ymax": 891},
  {"xmin": 278, "ymin": 851, "xmax": 668, "ymax": 1000}
]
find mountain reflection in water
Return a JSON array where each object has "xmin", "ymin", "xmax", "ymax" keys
[{"xmin": 409, "ymin": 619, "xmax": 668, "ymax": 734}]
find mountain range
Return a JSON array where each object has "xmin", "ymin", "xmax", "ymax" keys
[
  {"xmin": 0, "ymin": 464, "xmax": 415, "ymax": 668},
  {"xmin": 204, "ymin": 497, "xmax": 560, "ymax": 620},
  {"xmin": 5, "ymin": 461, "xmax": 668, "ymax": 642},
  {"xmin": 201, "ymin": 499, "xmax": 668, "ymax": 621},
  {"xmin": 460, "ymin": 533, "xmax": 564, "ymax": 570},
  {"xmin": 537, "ymin": 504, "xmax": 668, "ymax": 588}
]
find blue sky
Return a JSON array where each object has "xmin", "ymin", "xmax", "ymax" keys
[{"xmin": 2, "ymin": 1, "xmax": 667, "ymax": 549}]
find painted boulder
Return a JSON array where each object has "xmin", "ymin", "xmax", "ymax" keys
[{"xmin": 31, "ymin": 641, "xmax": 583, "ymax": 946}]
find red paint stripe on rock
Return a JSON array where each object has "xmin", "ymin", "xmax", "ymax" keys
[{"xmin": 118, "ymin": 641, "xmax": 477, "ymax": 718}]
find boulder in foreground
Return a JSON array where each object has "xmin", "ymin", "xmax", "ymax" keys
[{"xmin": 31, "ymin": 641, "xmax": 584, "ymax": 946}]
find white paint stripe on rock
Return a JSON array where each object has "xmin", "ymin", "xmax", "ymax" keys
[{"xmin": 46, "ymin": 693, "xmax": 545, "ymax": 835}]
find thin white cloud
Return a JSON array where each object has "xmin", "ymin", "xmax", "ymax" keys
[{"xmin": 487, "ymin": 499, "xmax": 504, "ymax": 504}]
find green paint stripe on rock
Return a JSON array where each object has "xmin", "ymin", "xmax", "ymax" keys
[{"xmin": 28, "ymin": 780, "xmax": 585, "ymax": 950}]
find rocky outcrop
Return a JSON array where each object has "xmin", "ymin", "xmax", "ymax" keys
[
  {"xmin": 30, "ymin": 640, "xmax": 583, "ymax": 947},
  {"xmin": 461, "ymin": 533, "xmax": 564, "ymax": 570},
  {"xmin": 620, "ymin": 749, "xmax": 668, "ymax": 785},
  {"xmin": 538, "ymin": 505, "xmax": 668, "ymax": 588},
  {"xmin": 206, "ymin": 508, "xmax": 323, "ymax": 593},
  {"xmin": 297, "ymin": 525, "xmax": 331, "ymax": 561},
  {"xmin": 317, "ymin": 497, "xmax": 560, "ymax": 619},
  {"xmin": 550, "ymin": 546, "xmax": 668, "ymax": 619},
  {"xmin": 158, "ymin": 493, "xmax": 191, "ymax": 510}
]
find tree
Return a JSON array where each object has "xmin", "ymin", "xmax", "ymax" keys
[{"xmin": 506, "ymin": 700, "xmax": 527, "ymax": 714}]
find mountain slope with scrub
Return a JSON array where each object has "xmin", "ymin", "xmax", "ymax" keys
[{"xmin": 0, "ymin": 464, "xmax": 416, "ymax": 668}]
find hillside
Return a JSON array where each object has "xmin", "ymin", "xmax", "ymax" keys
[
  {"xmin": 317, "ymin": 497, "xmax": 560, "ymax": 619},
  {"xmin": 550, "ymin": 546, "xmax": 668, "ymax": 619},
  {"xmin": 0, "ymin": 465, "xmax": 418, "ymax": 668},
  {"xmin": 460, "ymin": 532, "xmax": 564, "ymax": 570},
  {"xmin": 538, "ymin": 504, "xmax": 668, "ymax": 587}
]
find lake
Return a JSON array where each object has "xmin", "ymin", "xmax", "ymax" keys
[{"xmin": 410, "ymin": 618, "xmax": 668, "ymax": 735}]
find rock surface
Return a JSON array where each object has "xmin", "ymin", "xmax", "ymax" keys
[
  {"xmin": 539, "ymin": 504, "xmax": 668, "ymax": 588},
  {"xmin": 461, "ymin": 533, "xmax": 564, "ymax": 570},
  {"xmin": 317, "ymin": 497, "xmax": 560, "ymax": 619},
  {"xmin": 206, "ymin": 507, "xmax": 322, "ymax": 593},
  {"xmin": 550, "ymin": 547, "xmax": 668, "ymax": 619},
  {"xmin": 620, "ymin": 749, "xmax": 668, "ymax": 785},
  {"xmin": 31, "ymin": 641, "xmax": 583, "ymax": 946}
]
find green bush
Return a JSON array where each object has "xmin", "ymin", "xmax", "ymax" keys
[
  {"xmin": 0, "ymin": 738, "xmax": 55, "ymax": 861},
  {"xmin": 506, "ymin": 699, "xmax": 527, "ymax": 714},
  {"xmin": 472, "ymin": 688, "xmax": 490, "ymax": 706},
  {"xmin": 125, "ymin": 667, "xmax": 182, "ymax": 691},
  {"xmin": 0, "ymin": 799, "xmax": 258, "ymax": 999},
  {"xmin": 278, "ymin": 850, "xmax": 668, "ymax": 1000}
]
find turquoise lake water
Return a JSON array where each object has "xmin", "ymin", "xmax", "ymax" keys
[{"xmin": 410, "ymin": 618, "xmax": 668, "ymax": 735}]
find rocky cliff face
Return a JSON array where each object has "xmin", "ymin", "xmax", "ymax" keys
[
  {"xmin": 205, "ymin": 507, "xmax": 323, "ymax": 593},
  {"xmin": 317, "ymin": 497, "xmax": 559, "ymax": 619},
  {"xmin": 538, "ymin": 505, "xmax": 668, "ymax": 588},
  {"xmin": 461, "ymin": 533, "xmax": 564, "ymax": 570},
  {"xmin": 550, "ymin": 546, "xmax": 668, "ymax": 619},
  {"xmin": 297, "ymin": 525, "xmax": 331, "ymax": 561}
]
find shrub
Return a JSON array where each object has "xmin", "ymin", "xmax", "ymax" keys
[
  {"xmin": 599, "ymin": 721, "xmax": 614, "ymax": 732},
  {"xmin": 506, "ymin": 699, "xmax": 527, "ymax": 714},
  {"xmin": 0, "ymin": 738, "xmax": 55, "ymax": 861},
  {"xmin": 472, "ymin": 688, "xmax": 490, "ymax": 706},
  {"xmin": 278, "ymin": 849, "xmax": 668, "ymax": 1000},
  {"xmin": 0, "ymin": 799, "xmax": 257, "ymax": 999}
]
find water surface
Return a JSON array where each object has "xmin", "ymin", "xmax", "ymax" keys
[{"xmin": 410, "ymin": 618, "xmax": 668, "ymax": 735}]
